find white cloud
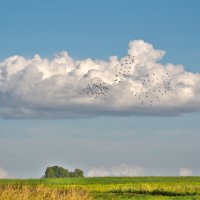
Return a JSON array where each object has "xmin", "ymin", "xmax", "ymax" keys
[
  {"xmin": 179, "ymin": 168, "xmax": 193, "ymax": 176},
  {"xmin": 87, "ymin": 164, "xmax": 144, "ymax": 177},
  {"xmin": 111, "ymin": 164, "xmax": 144, "ymax": 176},
  {"xmin": 87, "ymin": 166, "xmax": 110, "ymax": 177},
  {"xmin": 0, "ymin": 167, "xmax": 8, "ymax": 179},
  {"xmin": 0, "ymin": 40, "xmax": 200, "ymax": 118}
]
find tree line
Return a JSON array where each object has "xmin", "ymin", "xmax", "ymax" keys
[{"xmin": 43, "ymin": 166, "xmax": 84, "ymax": 178}]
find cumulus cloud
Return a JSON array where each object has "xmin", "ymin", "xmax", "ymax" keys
[
  {"xmin": 0, "ymin": 167, "xmax": 8, "ymax": 179},
  {"xmin": 87, "ymin": 164, "xmax": 144, "ymax": 177},
  {"xmin": 87, "ymin": 166, "xmax": 110, "ymax": 177},
  {"xmin": 179, "ymin": 168, "xmax": 193, "ymax": 176},
  {"xmin": 0, "ymin": 40, "xmax": 200, "ymax": 118}
]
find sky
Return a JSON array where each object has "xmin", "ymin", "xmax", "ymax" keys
[{"xmin": 0, "ymin": 0, "xmax": 200, "ymax": 178}]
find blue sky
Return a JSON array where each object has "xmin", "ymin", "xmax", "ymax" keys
[
  {"xmin": 0, "ymin": 0, "xmax": 200, "ymax": 71},
  {"xmin": 0, "ymin": 0, "xmax": 200, "ymax": 178}
]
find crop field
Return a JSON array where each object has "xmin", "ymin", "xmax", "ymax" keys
[{"xmin": 0, "ymin": 177, "xmax": 200, "ymax": 199}]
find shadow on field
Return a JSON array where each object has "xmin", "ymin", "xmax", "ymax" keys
[{"xmin": 111, "ymin": 189, "xmax": 197, "ymax": 196}]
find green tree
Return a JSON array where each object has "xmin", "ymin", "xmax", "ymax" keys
[
  {"xmin": 58, "ymin": 167, "xmax": 69, "ymax": 177},
  {"xmin": 44, "ymin": 167, "xmax": 55, "ymax": 178},
  {"xmin": 68, "ymin": 171, "xmax": 75, "ymax": 177},
  {"xmin": 74, "ymin": 168, "xmax": 84, "ymax": 177},
  {"xmin": 44, "ymin": 166, "xmax": 84, "ymax": 178}
]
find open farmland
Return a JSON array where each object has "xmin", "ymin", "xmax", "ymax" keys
[{"xmin": 0, "ymin": 177, "xmax": 200, "ymax": 199}]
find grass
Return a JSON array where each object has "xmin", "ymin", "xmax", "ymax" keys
[
  {"xmin": 0, "ymin": 177, "xmax": 200, "ymax": 199},
  {"xmin": 0, "ymin": 185, "xmax": 92, "ymax": 200}
]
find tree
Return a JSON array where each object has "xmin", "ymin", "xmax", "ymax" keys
[
  {"xmin": 59, "ymin": 167, "xmax": 69, "ymax": 177},
  {"xmin": 43, "ymin": 166, "xmax": 84, "ymax": 178},
  {"xmin": 68, "ymin": 171, "xmax": 75, "ymax": 177},
  {"xmin": 74, "ymin": 168, "xmax": 84, "ymax": 177},
  {"xmin": 44, "ymin": 167, "xmax": 56, "ymax": 178}
]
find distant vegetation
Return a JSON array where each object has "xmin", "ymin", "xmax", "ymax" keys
[{"xmin": 44, "ymin": 166, "xmax": 84, "ymax": 178}]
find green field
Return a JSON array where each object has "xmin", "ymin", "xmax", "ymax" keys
[{"xmin": 0, "ymin": 177, "xmax": 200, "ymax": 199}]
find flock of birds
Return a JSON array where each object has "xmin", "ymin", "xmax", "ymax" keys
[
  {"xmin": 79, "ymin": 79, "xmax": 109, "ymax": 100},
  {"xmin": 113, "ymin": 55, "xmax": 135, "ymax": 84},
  {"xmin": 79, "ymin": 55, "xmax": 173, "ymax": 106},
  {"xmin": 132, "ymin": 70, "xmax": 172, "ymax": 106}
]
